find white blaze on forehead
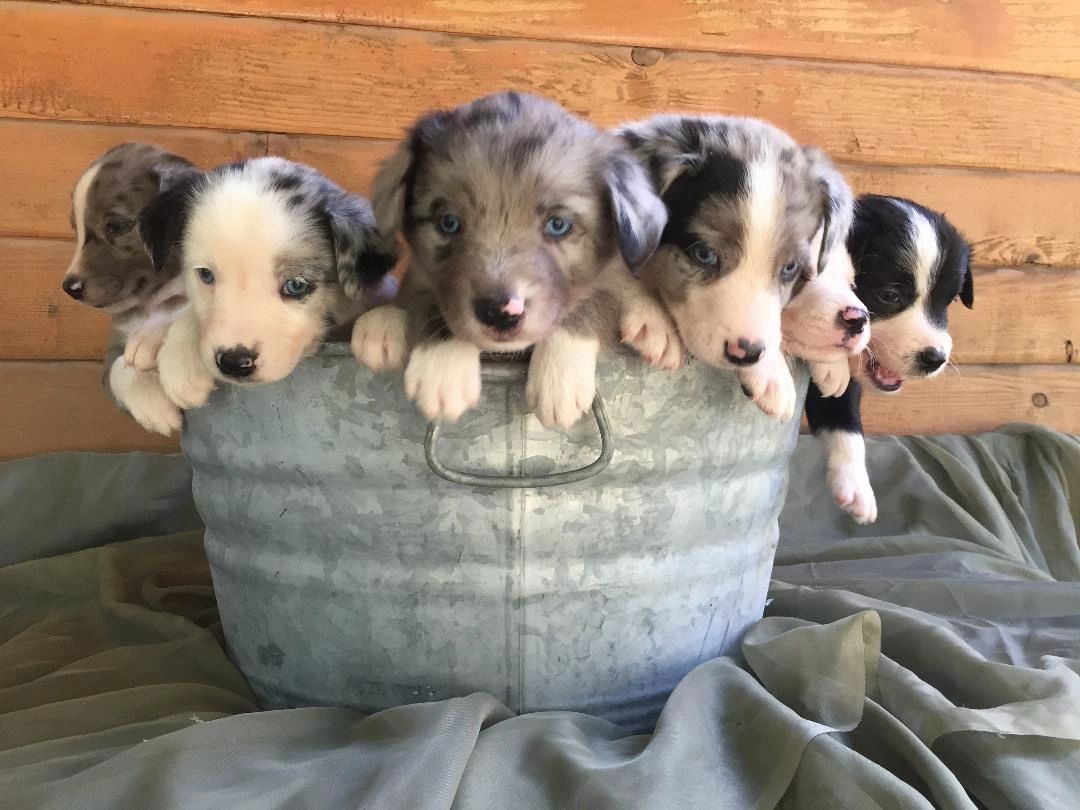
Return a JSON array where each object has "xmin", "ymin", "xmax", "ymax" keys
[
  {"xmin": 67, "ymin": 162, "xmax": 102, "ymax": 274},
  {"xmin": 741, "ymin": 158, "xmax": 783, "ymax": 278},
  {"xmin": 897, "ymin": 200, "xmax": 939, "ymax": 296}
]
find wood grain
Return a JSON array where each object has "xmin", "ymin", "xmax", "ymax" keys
[
  {"xmin": 3, "ymin": 2, "xmax": 1079, "ymax": 172},
  {"xmin": 860, "ymin": 365, "xmax": 1080, "ymax": 436},
  {"xmin": 4, "ymin": 123, "xmax": 1079, "ymax": 271},
  {"xmin": 0, "ymin": 361, "xmax": 180, "ymax": 460},
  {"xmin": 62, "ymin": 0, "xmax": 1080, "ymax": 81},
  {"xmin": 5, "ymin": 235, "xmax": 1078, "ymax": 367}
]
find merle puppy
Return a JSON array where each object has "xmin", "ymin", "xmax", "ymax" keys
[
  {"xmin": 351, "ymin": 91, "xmax": 674, "ymax": 429},
  {"xmin": 62, "ymin": 142, "xmax": 198, "ymax": 435},
  {"xmin": 806, "ymin": 194, "xmax": 974, "ymax": 523}
]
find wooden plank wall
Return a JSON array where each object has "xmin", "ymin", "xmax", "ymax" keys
[{"xmin": 1, "ymin": 0, "xmax": 1077, "ymax": 458}]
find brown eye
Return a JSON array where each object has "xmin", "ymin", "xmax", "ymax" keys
[{"xmin": 105, "ymin": 217, "xmax": 133, "ymax": 238}]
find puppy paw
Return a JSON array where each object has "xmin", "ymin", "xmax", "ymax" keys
[
  {"xmin": 352, "ymin": 305, "xmax": 409, "ymax": 372},
  {"xmin": 404, "ymin": 340, "xmax": 481, "ymax": 422},
  {"xmin": 828, "ymin": 463, "xmax": 878, "ymax": 524},
  {"xmin": 809, "ymin": 358, "xmax": 851, "ymax": 398},
  {"xmin": 620, "ymin": 298, "xmax": 684, "ymax": 371},
  {"xmin": 158, "ymin": 335, "xmax": 216, "ymax": 410},
  {"xmin": 109, "ymin": 360, "xmax": 183, "ymax": 436},
  {"xmin": 124, "ymin": 324, "xmax": 168, "ymax": 372},
  {"xmin": 737, "ymin": 359, "xmax": 797, "ymax": 422},
  {"xmin": 527, "ymin": 333, "xmax": 598, "ymax": 431}
]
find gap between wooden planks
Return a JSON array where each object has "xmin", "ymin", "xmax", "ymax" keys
[
  {"xmin": 3, "ymin": 121, "xmax": 1080, "ymax": 269},
  {"xmin": 1, "ymin": 361, "xmax": 1076, "ymax": 460},
  {"xmin": 56, "ymin": 0, "xmax": 1080, "ymax": 82},
  {"xmin": 2, "ymin": 2, "xmax": 1079, "ymax": 173}
]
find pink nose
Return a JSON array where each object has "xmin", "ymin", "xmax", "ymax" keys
[{"xmin": 501, "ymin": 295, "xmax": 525, "ymax": 317}]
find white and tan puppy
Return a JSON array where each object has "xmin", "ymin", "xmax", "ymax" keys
[
  {"xmin": 62, "ymin": 143, "xmax": 199, "ymax": 435},
  {"xmin": 352, "ymin": 91, "xmax": 673, "ymax": 429},
  {"xmin": 138, "ymin": 157, "xmax": 397, "ymax": 409},
  {"xmin": 618, "ymin": 115, "xmax": 857, "ymax": 422}
]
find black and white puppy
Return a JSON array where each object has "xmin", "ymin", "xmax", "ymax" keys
[
  {"xmin": 139, "ymin": 157, "xmax": 397, "ymax": 409},
  {"xmin": 618, "ymin": 115, "xmax": 857, "ymax": 422},
  {"xmin": 806, "ymin": 194, "xmax": 974, "ymax": 523},
  {"xmin": 62, "ymin": 143, "xmax": 198, "ymax": 435},
  {"xmin": 352, "ymin": 91, "xmax": 673, "ymax": 429}
]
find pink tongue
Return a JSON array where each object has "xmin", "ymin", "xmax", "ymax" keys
[{"xmin": 875, "ymin": 367, "xmax": 903, "ymax": 387}]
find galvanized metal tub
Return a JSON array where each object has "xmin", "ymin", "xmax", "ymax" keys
[{"xmin": 183, "ymin": 344, "xmax": 806, "ymax": 731}]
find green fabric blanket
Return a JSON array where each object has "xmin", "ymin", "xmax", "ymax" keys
[{"xmin": 0, "ymin": 426, "xmax": 1077, "ymax": 809}]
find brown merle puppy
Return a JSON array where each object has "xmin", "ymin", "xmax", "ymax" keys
[
  {"xmin": 62, "ymin": 143, "xmax": 199, "ymax": 435},
  {"xmin": 352, "ymin": 92, "xmax": 674, "ymax": 429},
  {"xmin": 618, "ymin": 115, "xmax": 859, "ymax": 422}
]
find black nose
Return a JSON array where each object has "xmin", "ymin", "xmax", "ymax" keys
[
  {"xmin": 839, "ymin": 307, "xmax": 869, "ymax": 337},
  {"xmin": 916, "ymin": 347, "xmax": 947, "ymax": 374},
  {"xmin": 724, "ymin": 338, "xmax": 765, "ymax": 366},
  {"xmin": 215, "ymin": 347, "xmax": 258, "ymax": 379},
  {"xmin": 62, "ymin": 277, "xmax": 84, "ymax": 300},
  {"xmin": 473, "ymin": 295, "xmax": 524, "ymax": 332}
]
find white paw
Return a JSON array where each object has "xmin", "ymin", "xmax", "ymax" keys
[
  {"xmin": 828, "ymin": 462, "xmax": 878, "ymax": 524},
  {"xmin": 527, "ymin": 332, "xmax": 598, "ymax": 431},
  {"xmin": 810, "ymin": 358, "xmax": 851, "ymax": 398},
  {"xmin": 157, "ymin": 332, "xmax": 216, "ymax": 410},
  {"xmin": 738, "ymin": 357, "xmax": 797, "ymax": 422},
  {"xmin": 621, "ymin": 298, "xmax": 684, "ymax": 371},
  {"xmin": 123, "ymin": 325, "xmax": 168, "ymax": 372},
  {"xmin": 109, "ymin": 360, "xmax": 182, "ymax": 436},
  {"xmin": 352, "ymin": 305, "xmax": 409, "ymax": 372},
  {"xmin": 404, "ymin": 340, "xmax": 481, "ymax": 422}
]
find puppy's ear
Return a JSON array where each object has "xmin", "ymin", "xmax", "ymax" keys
[
  {"xmin": 321, "ymin": 194, "xmax": 399, "ymax": 300},
  {"xmin": 149, "ymin": 154, "xmax": 198, "ymax": 192},
  {"xmin": 617, "ymin": 121, "xmax": 695, "ymax": 195},
  {"xmin": 803, "ymin": 147, "xmax": 854, "ymax": 277},
  {"xmin": 604, "ymin": 149, "xmax": 667, "ymax": 271},
  {"xmin": 959, "ymin": 246, "xmax": 975, "ymax": 309},
  {"xmin": 137, "ymin": 171, "xmax": 202, "ymax": 273}
]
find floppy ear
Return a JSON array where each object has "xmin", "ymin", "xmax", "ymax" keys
[
  {"xmin": 803, "ymin": 147, "xmax": 854, "ymax": 276},
  {"xmin": 959, "ymin": 248, "xmax": 975, "ymax": 309},
  {"xmin": 149, "ymin": 153, "xmax": 198, "ymax": 193},
  {"xmin": 137, "ymin": 171, "xmax": 202, "ymax": 273},
  {"xmin": 604, "ymin": 149, "xmax": 667, "ymax": 271},
  {"xmin": 370, "ymin": 141, "xmax": 413, "ymax": 252},
  {"xmin": 321, "ymin": 193, "xmax": 399, "ymax": 300}
]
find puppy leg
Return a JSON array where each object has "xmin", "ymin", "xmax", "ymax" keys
[
  {"xmin": 124, "ymin": 323, "xmax": 170, "ymax": 371},
  {"xmin": 808, "ymin": 357, "xmax": 851, "ymax": 398},
  {"xmin": 737, "ymin": 351, "xmax": 797, "ymax": 422},
  {"xmin": 404, "ymin": 339, "xmax": 482, "ymax": 423},
  {"xmin": 109, "ymin": 358, "xmax": 183, "ymax": 436},
  {"xmin": 157, "ymin": 309, "xmax": 217, "ymax": 410},
  {"xmin": 527, "ymin": 330, "xmax": 598, "ymax": 431},
  {"xmin": 805, "ymin": 380, "xmax": 877, "ymax": 524},
  {"xmin": 616, "ymin": 279, "xmax": 683, "ymax": 371},
  {"xmin": 351, "ymin": 305, "xmax": 410, "ymax": 372}
]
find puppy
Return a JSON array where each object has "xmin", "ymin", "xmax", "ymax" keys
[
  {"xmin": 805, "ymin": 195, "xmax": 974, "ymax": 523},
  {"xmin": 62, "ymin": 143, "xmax": 199, "ymax": 435},
  {"xmin": 351, "ymin": 91, "xmax": 673, "ymax": 429},
  {"xmin": 138, "ymin": 157, "xmax": 397, "ymax": 409},
  {"xmin": 618, "ymin": 115, "xmax": 856, "ymax": 422}
]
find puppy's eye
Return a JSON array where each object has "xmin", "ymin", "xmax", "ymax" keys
[
  {"xmin": 105, "ymin": 217, "xmax": 133, "ymax": 238},
  {"xmin": 438, "ymin": 213, "xmax": 461, "ymax": 235},
  {"xmin": 779, "ymin": 260, "xmax": 799, "ymax": 283},
  {"xmin": 878, "ymin": 288, "xmax": 902, "ymax": 306},
  {"xmin": 544, "ymin": 215, "xmax": 573, "ymax": 239},
  {"xmin": 688, "ymin": 243, "xmax": 718, "ymax": 267},
  {"xmin": 197, "ymin": 267, "xmax": 215, "ymax": 285},
  {"xmin": 282, "ymin": 277, "xmax": 311, "ymax": 297}
]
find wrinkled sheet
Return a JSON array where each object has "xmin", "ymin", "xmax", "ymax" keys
[{"xmin": 0, "ymin": 426, "xmax": 1077, "ymax": 809}]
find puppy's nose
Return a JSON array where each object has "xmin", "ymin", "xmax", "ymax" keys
[
  {"xmin": 839, "ymin": 306, "xmax": 869, "ymax": 337},
  {"xmin": 724, "ymin": 338, "xmax": 765, "ymax": 366},
  {"xmin": 915, "ymin": 347, "xmax": 947, "ymax": 374},
  {"xmin": 215, "ymin": 347, "xmax": 258, "ymax": 379},
  {"xmin": 62, "ymin": 277, "xmax": 84, "ymax": 300},
  {"xmin": 474, "ymin": 294, "xmax": 525, "ymax": 332}
]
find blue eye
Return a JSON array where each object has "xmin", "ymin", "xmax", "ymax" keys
[
  {"xmin": 688, "ymin": 243, "xmax": 717, "ymax": 266},
  {"xmin": 779, "ymin": 260, "xmax": 799, "ymax": 283},
  {"xmin": 282, "ymin": 277, "xmax": 311, "ymax": 297},
  {"xmin": 544, "ymin": 215, "xmax": 573, "ymax": 238},
  {"xmin": 197, "ymin": 267, "xmax": 215, "ymax": 285},
  {"xmin": 438, "ymin": 213, "xmax": 461, "ymax": 235}
]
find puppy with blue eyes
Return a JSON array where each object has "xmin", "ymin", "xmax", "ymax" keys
[
  {"xmin": 618, "ymin": 115, "xmax": 858, "ymax": 422},
  {"xmin": 137, "ymin": 157, "xmax": 397, "ymax": 409},
  {"xmin": 352, "ymin": 91, "xmax": 675, "ymax": 429}
]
